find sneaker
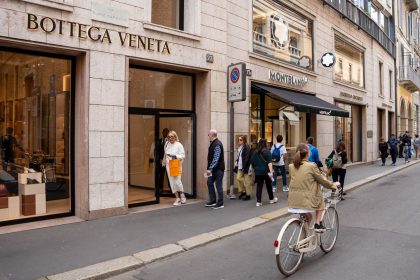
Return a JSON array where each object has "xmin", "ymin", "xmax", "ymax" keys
[
  {"xmin": 238, "ymin": 192, "xmax": 246, "ymax": 200},
  {"xmin": 212, "ymin": 204, "xmax": 224, "ymax": 209},
  {"xmin": 269, "ymin": 197, "xmax": 278, "ymax": 204},
  {"xmin": 173, "ymin": 198, "xmax": 181, "ymax": 206},
  {"xmin": 205, "ymin": 202, "xmax": 216, "ymax": 207},
  {"xmin": 314, "ymin": 222, "xmax": 326, "ymax": 233},
  {"xmin": 242, "ymin": 195, "xmax": 251, "ymax": 201},
  {"xmin": 283, "ymin": 186, "xmax": 289, "ymax": 192},
  {"xmin": 181, "ymin": 197, "xmax": 187, "ymax": 204},
  {"xmin": 256, "ymin": 202, "xmax": 262, "ymax": 207}
]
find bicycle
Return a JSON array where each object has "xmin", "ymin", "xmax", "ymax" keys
[{"xmin": 274, "ymin": 188, "xmax": 340, "ymax": 276}]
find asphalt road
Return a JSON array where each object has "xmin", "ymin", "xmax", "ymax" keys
[{"xmin": 110, "ymin": 164, "xmax": 420, "ymax": 280}]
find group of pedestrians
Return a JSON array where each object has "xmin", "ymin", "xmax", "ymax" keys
[{"xmin": 379, "ymin": 131, "xmax": 420, "ymax": 166}]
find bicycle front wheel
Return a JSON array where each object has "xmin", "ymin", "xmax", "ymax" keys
[
  {"xmin": 320, "ymin": 207, "xmax": 339, "ymax": 253},
  {"xmin": 275, "ymin": 219, "xmax": 304, "ymax": 276}
]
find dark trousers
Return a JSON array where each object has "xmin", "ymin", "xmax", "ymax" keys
[
  {"xmin": 380, "ymin": 153, "xmax": 387, "ymax": 164},
  {"xmin": 399, "ymin": 144, "xmax": 404, "ymax": 157},
  {"xmin": 207, "ymin": 169, "xmax": 224, "ymax": 206},
  {"xmin": 255, "ymin": 175, "xmax": 274, "ymax": 203},
  {"xmin": 332, "ymin": 168, "xmax": 346, "ymax": 191},
  {"xmin": 273, "ymin": 165, "xmax": 287, "ymax": 187},
  {"xmin": 390, "ymin": 149, "xmax": 397, "ymax": 164}
]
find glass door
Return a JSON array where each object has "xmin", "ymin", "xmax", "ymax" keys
[
  {"xmin": 158, "ymin": 114, "xmax": 194, "ymax": 197},
  {"xmin": 128, "ymin": 114, "xmax": 158, "ymax": 205}
]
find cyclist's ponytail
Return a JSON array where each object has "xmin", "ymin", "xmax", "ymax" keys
[{"xmin": 293, "ymin": 143, "xmax": 309, "ymax": 169}]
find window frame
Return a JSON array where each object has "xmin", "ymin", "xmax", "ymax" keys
[{"xmin": 151, "ymin": 0, "xmax": 185, "ymax": 31}]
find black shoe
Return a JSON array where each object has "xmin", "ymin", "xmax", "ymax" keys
[
  {"xmin": 212, "ymin": 204, "xmax": 224, "ymax": 209},
  {"xmin": 238, "ymin": 192, "xmax": 246, "ymax": 200},
  {"xmin": 340, "ymin": 197, "xmax": 345, "ymax": 201},
  {"xmin": 342, "ymin": 192, "xmax": 347, "ymax": 196},
  {"xmin": 205, "ymin": 202, "xmax": 216, "ymax": 207},
  {"xmin": 242, "ymin": 195, "xmax": 251, "ymax": 201},
  {"xmin": 314, "ymin": 222, "xmax": 326, "ymax": 233}
]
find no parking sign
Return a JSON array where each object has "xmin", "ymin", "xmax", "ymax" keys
[{"xmin": 227, "ymin": 62, "xmax": 246, "ymax": 102}]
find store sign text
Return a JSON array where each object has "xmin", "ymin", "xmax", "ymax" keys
[
  {"xmin": 26, "ymin": 13, "xmax": 170, "ymax": 54},
  {"xmin": 340, "ymin": 92, "xmax": 363, "ymax": 102},
  {"xmin": 269, "ymin": 70, "xmax": 308, "ymax": 87},
  {"xmin": 319, "ymin": 110, "xmax": 332, "ymax": 116}
]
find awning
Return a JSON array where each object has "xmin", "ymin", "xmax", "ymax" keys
[
  {"xmin": 282, "ymin": 111, "xmax": 300, "ymax": 122},
  {"xmin": 252, "ymin": 83, "xmax": 350, "ymax": 117}
]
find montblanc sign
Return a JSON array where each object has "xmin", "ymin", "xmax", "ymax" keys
[
  {"xmin": 269, "ymin": 70, "xmax": 308, "ymax": 87},
  {"xmin": 26, "ymin": 13, "xmax": 170, "ymax": 54}
]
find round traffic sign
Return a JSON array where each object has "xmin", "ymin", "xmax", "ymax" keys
[{"xmin": 230, "ymin": 67, "xmax": 240, "ymax": 83}]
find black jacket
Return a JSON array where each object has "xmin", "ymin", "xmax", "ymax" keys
[
  {"xmin": 207, "ymin": 138, "xmax": 225, "ymax": 172},
  {"xmin": 237, "ymin": 144, "xmax": 251, "ymax": 173}
]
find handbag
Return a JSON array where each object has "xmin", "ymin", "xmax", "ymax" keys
[{"xmin": 169, "ymin": 159, "xmax": 182, "ymax": 176}]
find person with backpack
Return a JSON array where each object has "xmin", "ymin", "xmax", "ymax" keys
[
  {"xmin": 387, "ymin": 134, "xmax": 399, "ymax": 166},
  {"xmin": 327, "ymin": 141, "xmax": 348, "ymax": 199},
  {"xmin": 271, "ymin": 134, "xmax": 288, "ymax": 192},
  {"xmin": 401, "ymin": 131, "xmax": 412, "ymax": 163},
  {"xmin": 413, "ymin": 134, "xmax": 420, "ymax": 159}
]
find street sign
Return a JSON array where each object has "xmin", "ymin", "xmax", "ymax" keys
[{"xmin": 227, "ymin": 62, "xmax": 246, "ymax": 102}]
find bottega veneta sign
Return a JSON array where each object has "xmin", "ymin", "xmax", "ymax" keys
[{"xmin": 27, "ymin": 13, "xmax": 170, "ymax": 54}]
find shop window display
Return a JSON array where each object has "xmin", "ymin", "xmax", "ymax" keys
[
  {"xmin": 0, "ymin": 50, "xmax": 71, "ymax": 223},
  {"xmin": 253, "ymin": 0, "xmax": 313, "ymax": 70}
]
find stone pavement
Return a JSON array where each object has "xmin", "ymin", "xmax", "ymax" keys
[{"xmin": 0, "ymin": 158, "xmax": 417, "ymax": 280}]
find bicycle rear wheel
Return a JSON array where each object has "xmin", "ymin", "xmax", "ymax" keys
[
  {"xmin": 275, "ymin": 219, "xmax": 305, "ymax": 276},
  {"xmin": 320, "ymin": 207, "xmax": 339, "ymax": 253}
]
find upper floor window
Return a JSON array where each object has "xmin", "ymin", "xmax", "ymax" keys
[
  {"xmin": 334, "ymin": 37, "xmax": 364, "ymax": 88},
  {"xmin": 152, "ymin": 0, "xmax": 184, "ymax": 30},
  {"xmin": 379, "ymin": 61, "xmax": 384, "ymax": 96},
  {"xmin": 253, "ymin": 0, "xmax": 313, "ymax": 70}
]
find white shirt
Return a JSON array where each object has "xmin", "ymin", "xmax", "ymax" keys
[
  {"xmin": 271, "ymin": 143, "xmax": 287, "ymax": 166},
  {"xmin": 164, "ymin": 141, "xmax": 185, "ymax": 165},
  {"xmin": 237, "ymin": 145, "xmax": 244, "ymax": 170}
]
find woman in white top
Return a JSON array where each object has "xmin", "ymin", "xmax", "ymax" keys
[{"xmin": 163, "ymin": 130, "xmax": 186, "ymax": 206}]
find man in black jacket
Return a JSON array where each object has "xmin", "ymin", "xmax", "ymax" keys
[{"xmin": 205, "ymin": 129, "xmax": 225, "ymax": 209}]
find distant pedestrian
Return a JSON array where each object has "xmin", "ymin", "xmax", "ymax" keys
[
  {"xmin": 205, "ymin": 129, "xmax": 225, "ymax": 209},
  {"xmin": 271, "ymin": 134, "xmax": 288, "ymax": 192},
  {"xmin": 398, "ymin": 133, "xmax": 404, "ymax": 158},
  {"xmin": 378, "ymin": 137, "xmax": 388, "ymax": 166},
  {"xmin": 327, "ymin": 141, "xmax": 348, "ymax": 199},
  {"xmin": 251, "ymin": 138, "xmax": 277, "ymax": 207},
  {"xmin": 387, "ymin": 134, "xmax": 399, "ymax": 166},
  {"xmin": 414, "ymin": 134, "xmax": 420, "ymax": 159},
  {"xmin": 163, "ymin": 130, "xmax": 186, "ymax": 206},
  {"xmin": 401, "ymin": 131, "xmax": 412, "ymax": 163},
  {"xmin": 306, "ymin": 136, "xmax": 323, "ymax": 168},
  {"xmin": 236, "ymin": 136, "xmax": 253, "ymax": 201}
]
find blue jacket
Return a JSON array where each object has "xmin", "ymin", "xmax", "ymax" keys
[
  {"xmin": 307, "ymin": 144, "xmax": 321, "ymax": 164},
  {"xmin": 387, "ymin": 138, "xmax": 399, "ymax": 150}
]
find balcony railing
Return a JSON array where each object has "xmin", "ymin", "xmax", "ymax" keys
[
  {"xmin": 399, "ymin": 66, "xmax": 420, "ymax": 91},
  {"xmin": 322, "ymin": 0, "xmax": 396, "ymax": 58}
]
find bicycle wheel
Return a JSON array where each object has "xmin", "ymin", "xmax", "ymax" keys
[
  {"xmin": 320, "ymin": 207, "xmax": 339, "ymax": 253},
  {"xmin": 275, "ymin": 219, "xmax": 305, "ymax": 276}
]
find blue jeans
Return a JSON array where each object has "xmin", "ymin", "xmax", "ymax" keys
[
  {"xmin": 272, "ymin": 165, "xmax": 287, "ymax": 187},
  {"xmin": 207, "ymin": 169, "xmax": 224, "ymax": 206}
]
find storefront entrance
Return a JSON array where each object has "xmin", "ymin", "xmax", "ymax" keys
[{"xmin": 128, "ymin": 66, "xmax": 195, "ymax": 206}]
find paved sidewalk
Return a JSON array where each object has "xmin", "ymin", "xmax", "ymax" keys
[{"xmin": 0, "ymin": 158, "xmax": 418, "ymax": 280}]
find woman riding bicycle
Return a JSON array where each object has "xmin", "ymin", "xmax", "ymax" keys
[{"xmin": 288, "ymin": 144, "xmax": 340, "ymax": 232}]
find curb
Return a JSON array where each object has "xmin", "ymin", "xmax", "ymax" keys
[{"xmin": 42, "ymin": 160, "xmax": 419, "ymax": 280}]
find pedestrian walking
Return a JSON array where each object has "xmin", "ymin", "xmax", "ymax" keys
[
  {"xmin": 306, "ymin": 136, "xmax": 323, "ymax": 168},
  {"xmin": 414, "ymin": 134, "xmax": 420, "ymax": 159},
  {"xmin": 378, "ymin": 137, "xmax": 389, "ymax": 166},
  {"xmin": 271, "ymin": 134, "xmax": 288, "ymax": 192},
  {"xmin": 327, "ymin": 141, "xmax": 348, "ymax": 199},
  {"xmin": 236, "ymin": 136, "xmax": 253, "ymax": 201},
  {"xmin": 401, "ymin": 131, "xmax": 412, "ymax": 163},
  {"xmin": 205, "ymin": 129, "xmax": 225, "ymax": 209},
  {"xmin": 398, "ymin": 133, "xmax": 404, "ymax": 158},
  {"xmin": 251, "ymin": 138, "xmax": 277, "ymax": 207},
  {"xmin": 288, "ymin": 143, "xmax": 340, "ymax": 232},
  {"xmin": 387, "ymin": 134, "xmax": 399, "ymax": 166},
  {"xmin": 163, "ymin": 130, "xmax": 187, "ymax": 206}
]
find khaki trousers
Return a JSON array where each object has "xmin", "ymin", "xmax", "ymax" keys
[{"xmin": 237, "ymin": 170, "xmax": 253, "ymax": 195}]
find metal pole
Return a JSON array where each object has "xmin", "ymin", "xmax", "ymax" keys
[{"xmin": 228, "ymin": 101, "xmax": 236, "ymax": 199}]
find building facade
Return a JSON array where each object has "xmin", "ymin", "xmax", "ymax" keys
[{"xmin": 0, "ymin": 0, "xmax": 397, "ymax": 225}]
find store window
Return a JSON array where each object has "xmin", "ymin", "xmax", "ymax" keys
[
  {"xmin": 334, "ymin": 37, "xmax": 364, "ymax": 87},
  {"xmin": 151, "ymin": 0, "xmax": 184, "ymax": 30},
  {"xmin": 0, "ymin": 49, "xmax": 72, "ymax": 223},
  {"xmin": 252, "ymin": 0, "xmax": 313, "ymax": 70},
  {"xmin": 335, "ymin": 102, "xmax": 362, "ymax": 162}
]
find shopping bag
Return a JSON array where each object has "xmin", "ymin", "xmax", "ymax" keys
[{"xmin": 169, "ymin": 159, "xmax": 182, "ymax": 176}]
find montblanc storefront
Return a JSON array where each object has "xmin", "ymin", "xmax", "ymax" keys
[{"xmin": 0, "ymin": 1, "xmax": 215, "ymax": 225}]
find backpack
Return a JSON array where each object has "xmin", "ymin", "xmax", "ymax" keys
[
  {"xmin": 332, "ymin": 149, "xmax": 343, "ymax": 169},
  {"xmin": 271, "ymin": 144, "xmax": 283, "ymax": 163}
]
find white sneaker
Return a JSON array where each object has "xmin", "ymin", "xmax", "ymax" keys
[
  {"xmin": 283, "ymin": 186, "xmax": 289, "ymax": 192},
  {"xmin": 270, "ymin": 197, "xmax": 278, "ymax": 204},
  {"xmin": 256, "ymin": 202, "xmax": 262, "ymax": 207},
  {"xmin": 173, "ymin": 198, "xmax": 181, "ymax": 206},
  {"xmin": 181, "ymin": 197, "xmax": 187, "ymax": 204}
]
